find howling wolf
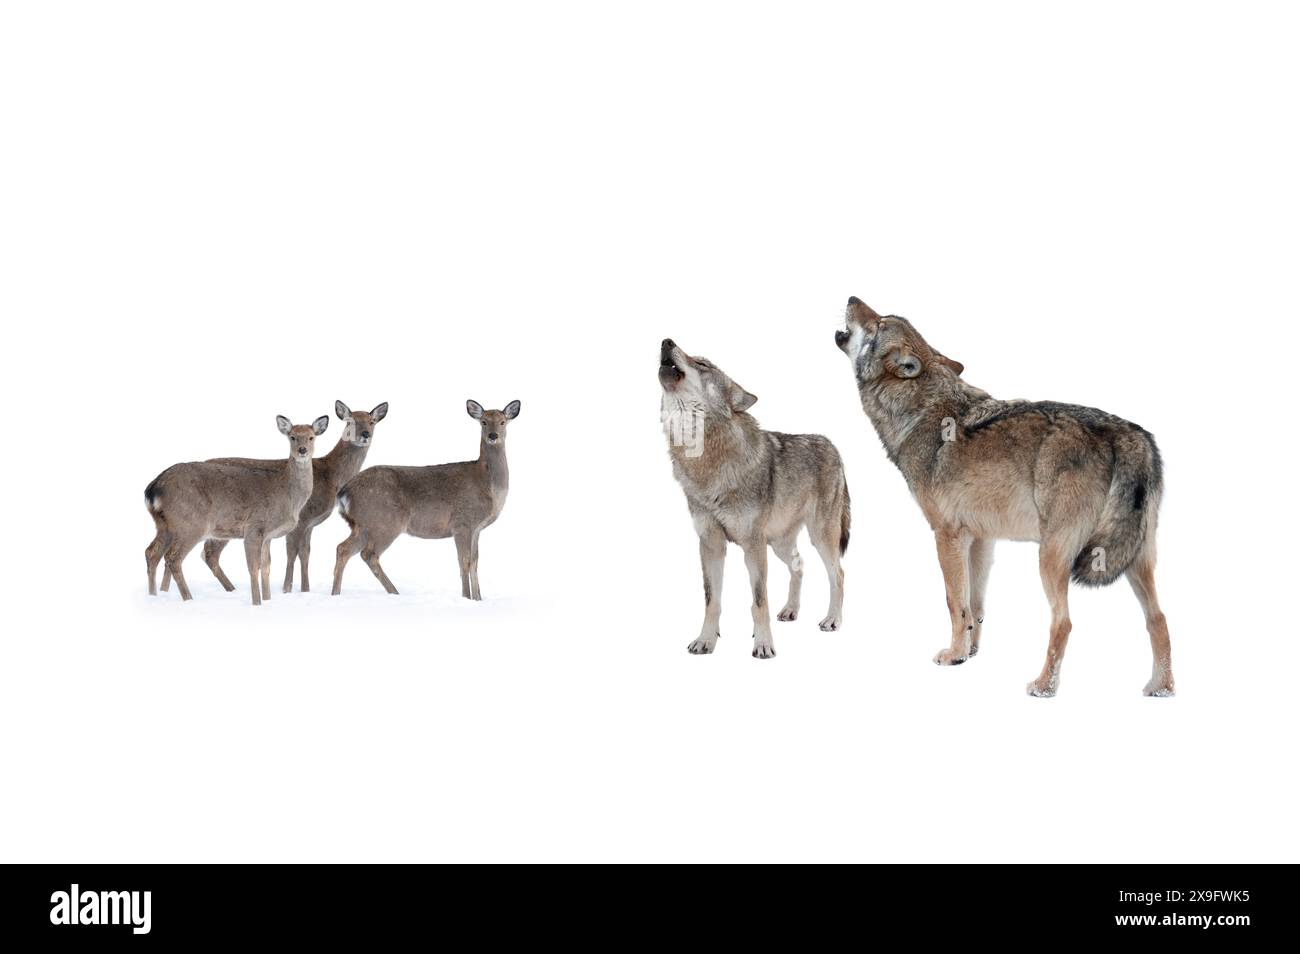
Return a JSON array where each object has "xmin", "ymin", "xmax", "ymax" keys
[
  {"xmin": 660, "ymin": 338, "xmax": 850, "ymax": 659},
  {"xmin": 834, "ymin": 297, "xmax": 1172, "ymax": 697}
]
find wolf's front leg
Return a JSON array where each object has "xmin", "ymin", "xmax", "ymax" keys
[
  {"xmin": 687, "ymin": 519, "xmax": 726, "ymax": 655},
  {"xmin": 742, "ymin": 540, "xmax": 775, "ymax": 659},
  {"xmin": 932, "ymin": 527, "xmax": 974, "ymax": 665},
  {"xmin": 967, "ymin": 538, "xmax": 995, "ymax": 655}
]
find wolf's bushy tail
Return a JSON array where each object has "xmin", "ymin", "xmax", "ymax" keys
[{"xmin": 1071, "ymin": 427, "xmax": 1162, "ymax": 587}]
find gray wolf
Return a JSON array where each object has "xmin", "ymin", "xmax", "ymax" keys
[
  {"xmin": 331, "ymin": 399, "xmax": 520, "ymax": 599},
  {"xmin": 660, "ymin": 338, "xmax": 850, "ymax": 658},
  {"xmin": 834, "ymin": 297, "xmax": 1172, "ymax": 696}
]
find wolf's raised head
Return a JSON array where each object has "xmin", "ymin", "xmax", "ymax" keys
[
  {"xmin": 835, "ymin": 297, "xmax": 964, "ymax": 388},
  {"xmin": 659, "ymin": 338, "xmax": 757, "ymax": 418}
]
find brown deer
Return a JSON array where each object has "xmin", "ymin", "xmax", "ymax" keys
[
  {"xmin": 332, "ymin": 399, "xmax": 520, "ymax": 599},
  {"xmin": 176, "ymin": 400, "xmax": 389, "ymax": 594},
  {"xmin": 144, "ymin": 414, "xmax": 329, "ymax": 605}
]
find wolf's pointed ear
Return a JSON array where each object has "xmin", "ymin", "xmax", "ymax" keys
[
  {"xmin": 885, "ymin": 348, "xmax": 922, "ymax": 379},
  {"xmin": 729, "ymin": 383, "xmax": 758, "ymax": 412},
  {"xmin": 937, "ymin": 353, "xmax": 964, "ymax": 376},
  {"xmin": 370, "ymin": 402, "xmax": 388, "ymax": 421},
  {"xmin": 312, "ymin": 415, "xmax": 330, "ymax": 435},
  {"xmin": 466, "ymin": 400, "xmax": 484, "ymax": 420},
  {"xmin": 276, "ymin": 415, "xmax": 292, "ymax": 435},
  {"xmin": 335, "ymin": 400, "xmax": 352, "ymax": 420}
]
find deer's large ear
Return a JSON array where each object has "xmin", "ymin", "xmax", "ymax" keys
[
  {"xmin": 503, "ymin": 399, "xmax": 521, "ymax": 420},
  {"xmin": 466, "ymin": 400, "xmax": 484, "ymax": 420},
  {"xmin": 312, "ymin": 415, "xmax": 330, "ymax": 435},
  {"xmin": 370, "ymin": 402, "xmax": 388, "ymax": 422},
  {"xmin": 884, "ymin": 348, "xmax": 922, "ymax": 379},
  {"xmin": 276, "ymin": 415, "xmax": 292, "ymax": 435},
  {"xmin": 335, "ymin": 400, "xmax": 351, "ymax": 420},
  {"xmin": 729, "ymin": 383, "xmax": 758, "ymax": 412},
  {"xmin": 936, "ymin": 353, "xmax": 964, "ymax": 376}
]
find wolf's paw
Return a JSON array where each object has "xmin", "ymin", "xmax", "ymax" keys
[
  {"xmin": 1025, "ymin": 678, "xmax": 1058, "ymax": 698},
  {"xmin": 818, "ymin": 615, "xmax": 841, "ymax": 632},
  {"xmin": 687, "ymin": 637, "xmax": 717, "ymax": 655},
  {"xmin": 777, "ymin": 606, "xmax": 798, "ymax": 622},
  {"xmin": 933, "ymin": 647, "xmax": 968, "ymax": 666},
  {"xmin": 1143, "ymin": 680, "xmax": 1175, "ymax": 697},
  {"xmin": 752, "ymin": 638, "xmax": 776, "ymax": 659}
]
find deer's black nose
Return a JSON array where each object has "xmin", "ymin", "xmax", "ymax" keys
[
  {"xmin": 298, "ymin": 447, "xmax": 308, "ymax": 454},
  {"xmin": 361, "ymin": 431, "xmax": 370, "ymax": 439},
  {"xmin": 488, "ymin": 432, "xmax": 499, "ymax": 441}
]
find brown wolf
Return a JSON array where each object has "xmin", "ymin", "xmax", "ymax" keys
[
  {"xmin": 660, "ymin": 339, "xmax": 850, "ymax": 659},
  {"xmin": 834, "ymin": 297, "xmax": 1172, "ymax": 696}
]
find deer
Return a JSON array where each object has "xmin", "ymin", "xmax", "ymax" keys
[
  {"xmin": 331, "ymin": 399, "xmax": 520, "ymax": 600},
  {"xmin": 144, "ymin": 414, "xmax": 330, "ymax": 605},
  {"xmin": 168, "ymin": 400, "xmax": 389, "ymax": 595}
]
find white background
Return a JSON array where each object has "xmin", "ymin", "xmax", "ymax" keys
[{"xmin": 2, "ymin": 1, "xmax": 1297, "ymax": 862}]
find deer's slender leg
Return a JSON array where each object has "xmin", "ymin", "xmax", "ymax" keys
[
  {"xmin": 146, "ymin": 530, "xmax": 170, "ymax": 596},
  {"xmin": 164, "ymin": 533, "xmax": 201, "ymax": 602},
  {"xmin": 332, "ymin": 525, "xmax": 362, "ymax": 595},
  {"xmin": 202, "ymin": 540, "xmax": 236, "ymax": 592},
  {"xmin": 298, "ymin": 523, "xmax": 314, "ymax": 593},
  {"xmin": 468, "ymin": 528, "xmax": 482, "ymax": 600},
  {"xmin": 454, "ymin": 531, "xmax": 473, "ymax": 599},
  {"xmin": 244, "ymin": 532, "xmax": 265, "ymax": 606},
  {"xmin": 260, "ymin": 538, "xmax": 272, "ymax": 601},
  {"xmin": 361, "ymin": 531, "xmax": 400, "ymax": 595},
  {"xmin": 283, "ymin": 525, "xmax": 302, "ymax": 593}
]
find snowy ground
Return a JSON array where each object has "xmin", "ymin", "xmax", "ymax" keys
[{"xmin": 4, "ymin": 511, "xmax": 1294, "ymax": 862}]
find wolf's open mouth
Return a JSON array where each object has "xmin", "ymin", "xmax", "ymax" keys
[{"xmin": 660, "ymin": 342, "xmax": 684, "ymax": 383}]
